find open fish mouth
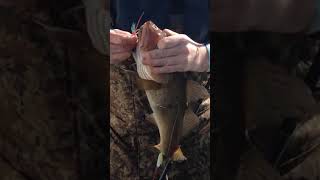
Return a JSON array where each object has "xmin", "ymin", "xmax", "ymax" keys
[
  {"xmin": 132, "ymin": 47, "xmax": 169, "ymax": 84},
  {"xmin": 132, "ymin": 21, "xmax": 169, "ymax": 84}
]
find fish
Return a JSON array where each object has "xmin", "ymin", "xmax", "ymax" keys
[{"xmin": 132, "ymin": 21, "xmax": 209, "ymax": 162}]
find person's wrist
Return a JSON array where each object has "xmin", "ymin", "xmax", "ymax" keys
[
  {"xmin": 205, "ymin": 44, "xmax": 210, "ymax": 72},
  {"xmin": 196, "ymin": 45, "xmax": 209, "ymax": 72}
]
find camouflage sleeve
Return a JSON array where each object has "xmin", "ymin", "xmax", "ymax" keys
[
  {"xmin": 82, "ymin": 0, "xmax": 108, "ymax": 55},
  {"xmin": 308, "ymin": 0, "xmax": 320, "ymax": 33}
]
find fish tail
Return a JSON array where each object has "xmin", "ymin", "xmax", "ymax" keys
[
  {"xmin": 172, "ymin": 146, "xmax": 187, "ymax": 161},
  {"xmin": 156, "ymin": 152, "xmax": 164, "ymax": 167},
  {"xmin": 152, "ymin": 152, "xmax": 163, "ymax": 180}
]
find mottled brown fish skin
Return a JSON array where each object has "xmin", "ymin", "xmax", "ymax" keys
[{"xmin": 145, "ymin": 74, "xmax": 187, "ymax": 156}]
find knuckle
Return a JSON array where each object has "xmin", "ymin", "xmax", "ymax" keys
[
  {"xmin": 180, "ymin": 34, "xmax": 188, "ymax": 40},
  {"xmin": 161, "ymin": 38, "xmax": 168, "ymax": 44},
  {"xmin": 162, "ymin": 49, "xmax": 168, "ymax": 57},
  {"xmin": 149, "ymin": 59, "xmax": 156, "ymax": 66},
  {"xmin": 181, "ymin": 45, "xmax": 189, "ymax": 54},
  {"xmin": 155, "ymin": 50, "xmax": 164, "ymax": 58}
]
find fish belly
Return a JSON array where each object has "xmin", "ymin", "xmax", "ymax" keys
[{"xmin": 145, "ymin": 82, "xmax": 186, "ymax": 156}]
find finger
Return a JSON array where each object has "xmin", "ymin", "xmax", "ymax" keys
[
  {"xmin": 144, "ymin": 46, "xmax": 183, "ymax": 60},
  {"xmin": 110, "ymin": 52, "xmax": 131, "ymax": 64},
  {"xmin": 112, "ymin": 29, "xmax": 132, "ymax": 36},
  {"xmin": 150, "ymin": 64, "xmax": 185, "ymax": 74},
  {"xmin": 157, "ymin": 34, "xmax": 186, "ymax": 49},
  {"xmin": 110, "ymin": 29, "xmax": 137, "ymax": 45},
  {"xmin": 110, "ymin": 29, "xmax": 128, "ymax": 44},
  {"xmin": 143, "ymin": 54, "xmax": 185, "ymax": 67},
  {"xmin": 111, "ymin": 44, "xmax": 135, "ymax": 53},
  {"xmin": 163, "ymin": 29, "xmax": 179, "ymax": 36}
]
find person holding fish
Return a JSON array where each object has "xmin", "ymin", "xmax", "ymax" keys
[{"xmin": 109, "ymin": 0, "xmax": 210, "ymax": 73}]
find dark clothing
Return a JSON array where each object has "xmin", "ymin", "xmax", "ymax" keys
[{"xmin": 110, "ymin": 0, "xmax": 209, "ymax": 43}]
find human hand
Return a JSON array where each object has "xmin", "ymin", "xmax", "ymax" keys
[
  {"xmin": 110, "ymin": 29, "xmax": 137, "ymax": 64},
  {"xmin": 141, "ymin": 29, "xmax": 209, "ymax": 73}
]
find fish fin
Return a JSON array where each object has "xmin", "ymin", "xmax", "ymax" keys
[
  {"xmin": 182, "ymin": 108, "xmax": 199, "ymax": 137},
  {"xmin": 146, "ymin": 113, "xmax": 156, "ymax": 125},
  {"xmin": 156, "ymin": 153, "xmax": 164, "ymax": 167},
  {"xmin": 172, "ymin": 147, "xmax": 187, "ymax": 161},
  {"xmin": 186, "ymin": 80, "xmax": 209, "ymax": 104},
  {"xmin": 136, "ymin": 77, "xmax": 162, "ymax": 90},
  {"xmin": 154, "ymin": 144, "xmax": 161, "ymax": 151}
]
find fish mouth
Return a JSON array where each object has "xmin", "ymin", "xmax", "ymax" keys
[{"xmin": 133, "ymin": 47, "xmax": 169, "ymax": 84}]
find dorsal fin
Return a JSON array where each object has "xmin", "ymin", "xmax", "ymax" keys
[{"xmin": 186, "ymin": 80, "xmax": 209, "ymax": 103}]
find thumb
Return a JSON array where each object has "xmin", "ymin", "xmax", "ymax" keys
[
  {"xmin": 157, "ymin": 35, "xmax": 184, "ymax": 49},
  {"xmin": 157, "ymin": 29, "xmax": 184, "ymax": 49}
]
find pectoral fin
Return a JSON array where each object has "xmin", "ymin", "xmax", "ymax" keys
[
  {"xmin": 186, "ymin": 80, "xmax": 209, "ymax": 104},
  {"xmin": 172, "ymin": 147, "xmax": 187, "ymax": 161},
  {"xmin": 186, "ymin": 80, "xmax": 209, "ymax": 112}
]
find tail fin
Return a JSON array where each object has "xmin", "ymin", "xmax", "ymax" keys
[{"xmin": 172, "ymin": 147, "xmax": 187, "ymax": 161}]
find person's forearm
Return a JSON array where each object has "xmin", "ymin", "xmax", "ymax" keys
[
  {"xmin": 83, "ymin": 0, "xmax": 109, "ymax": 55},
  {"xmin": 211, "ymin": 0, "xmax": 316, "ymax": 33}
]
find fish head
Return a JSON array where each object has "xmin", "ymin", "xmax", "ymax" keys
[
  {"xmin": 133, "ymin": 21, "xmax": 170, "ymax": 84},
  {"xmin": 138, "ymin": 21, "xmax": 166, "ymax": 51}
]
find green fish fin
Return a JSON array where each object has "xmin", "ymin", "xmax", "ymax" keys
[
  {"xmin": 186, "ymin": 80, "xmax": 209, "ymax": 104},
  {"xmin": 136, "ymin": 77, "xmax": 162, "ymax": 90},
  {"xmin": 156, "ymin": 153, "xmax": 164, "ymax": 167},
  {"xmin": 154, "ymin": 143, "xmax": 161, "ymax": 151},
  {"xmin": 146, "ymin": 110, "xmax": 199, "ymax": 138},
  {"xmin": 172, "ymin": 147, "xmax": 187, "ymax": 161}
]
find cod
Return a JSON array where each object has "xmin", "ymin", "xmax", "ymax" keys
[{"xmin": 132, "ymin": 21, "xmax": 209, "ymax": 162}]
